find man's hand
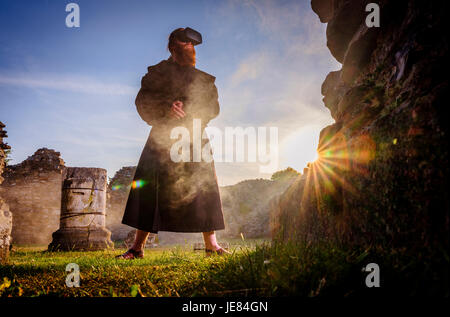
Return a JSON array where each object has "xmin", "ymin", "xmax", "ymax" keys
[{"xmin": 170, "ymin": 100, "xmax": 186, "ymax": 119}]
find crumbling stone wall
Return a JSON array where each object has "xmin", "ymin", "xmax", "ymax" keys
[
  {"xmin": 0, "ymin": 122, "xmax": 12, "ymax": 263},
  {"xmin": 0, "ymin": 148, "xmax": 65, "ymax": 245},
  {"xmin": 106, "ymin": 166, "xmax": 136, "ymax": 240},
  {"xmin": 272, "ymin": 0, "xmax": 449, "ymax": 255}
]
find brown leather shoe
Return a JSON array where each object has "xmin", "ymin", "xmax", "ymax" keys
[
  {"xmin": 115, "ymin": 248, "xmax": 144, "ymax": 259},
  {"xmin": 205, "ymin": 247, "xmax": 231, "ymax": 256}
]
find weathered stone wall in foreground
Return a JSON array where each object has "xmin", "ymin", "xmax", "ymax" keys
[{"xmin": 271, "ymin": 0, "xmax": 449, "ymax": 254}]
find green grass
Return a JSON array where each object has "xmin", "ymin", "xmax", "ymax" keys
[{"xmin": 1, "ymin": 240, "xmax": 446, "ymax": 297}]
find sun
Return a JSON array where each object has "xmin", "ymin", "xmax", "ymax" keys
[{"xmin": 280, "ymin": 125, "xmax": 322, "ymax": 172}]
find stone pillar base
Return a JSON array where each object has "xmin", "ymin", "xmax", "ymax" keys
[{"xmin": 48, "ymin": 227, "xmax": 114, "ymax": 251}]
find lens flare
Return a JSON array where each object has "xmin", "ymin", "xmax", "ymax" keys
[
  {"xmin": 131, "ymin": 179, "xmax": 146, "ymax": 189},
  {"xmin": 300, "ymin": 122, "xmax": 377, "ymax": 207},
  {"xmin": 111, "ymin": 185, "xmax": 122, "ymax": 191}
]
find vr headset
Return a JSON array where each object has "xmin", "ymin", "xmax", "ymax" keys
[{"xmin": 175, "ymin": 27, "xmax": 202, "ymax": 46}]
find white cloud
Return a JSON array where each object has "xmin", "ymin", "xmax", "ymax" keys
[
  {"xmin": 0, "ymin": 72, "xmax": 136, "ymax": 95},
  {"xmin": 229, "ymin": 53, "xmax": 270, "ymax": 87},
  {"xmin": 206, "ymin": 0, "xmax": 337, "ymax": 184}
]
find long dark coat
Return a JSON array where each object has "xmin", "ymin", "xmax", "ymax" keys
[{"xmin": 121, "ymin": 58, "xmax": 225, "ymax": 233}]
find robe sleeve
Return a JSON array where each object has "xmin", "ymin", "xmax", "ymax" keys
[
  {"xmin": 205, "ymin": 82, "xmax": 220, "ymax": 123},
  {"xmin": 135, "ymin": 67, "xmax": 172, "ymax": 126},
  {"xmin": 190, "ymin": 77, "xmax": 220, "ymax": 126}
]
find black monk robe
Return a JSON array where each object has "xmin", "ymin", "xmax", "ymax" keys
[{"xmin": 121, "ymin": 57, "xmax": 225, "ymax": 233}]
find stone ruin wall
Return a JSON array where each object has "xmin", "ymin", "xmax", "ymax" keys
[
  {"xmin": 106, "ymin": 166, "xmax": 136, "ymax": 240},
  {"xmin": 0, "ymin": 148, "xmax": 65, "ymax": 245},
  {"xmin": 0, "ymin": 122, "xmax": 12, "ymax": 263},
  {"xmin": 0, "ymin": 146, "xmax": 297, "ymax": 247},
  {"xmin": 272, "ymin": 0, "xmax": 449, "ymax": 251}
]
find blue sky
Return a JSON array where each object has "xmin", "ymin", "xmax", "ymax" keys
[{"xmin": 0, "ymin": 0, "xmax": 340, "ymax": 186}]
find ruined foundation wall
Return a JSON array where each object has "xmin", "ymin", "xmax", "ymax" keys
[{"xmin": 0, "ymin": 148, "xmax": 65, "ymax": 245}]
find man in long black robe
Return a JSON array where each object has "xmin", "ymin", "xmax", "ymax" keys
[{"xmin": 117, "ymin": 28, "xmax": 227, "ymax": 259}]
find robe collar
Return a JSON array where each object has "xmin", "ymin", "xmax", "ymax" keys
[{"xmin": 167, "ymin": 56, "xmax": 196, "ymax": 70}]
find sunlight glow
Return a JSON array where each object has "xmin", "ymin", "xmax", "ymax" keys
[
  {"xmin": 300, "ymin": 124, "xmax": 377, "ymax": 208},
  {"xmin": 280, "ymin": 125, "xmax": 322, "ymax": 172}
]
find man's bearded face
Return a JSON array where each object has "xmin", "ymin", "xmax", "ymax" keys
[{"xmin": 172, "ymin": 39, "xmax": 196, "ymax": 66}]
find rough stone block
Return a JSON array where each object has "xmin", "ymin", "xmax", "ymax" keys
[{"xmin": 0, "ymin": 202, "xmax": 12, "ymax": 264}]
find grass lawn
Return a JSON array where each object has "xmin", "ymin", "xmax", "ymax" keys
[
  {"xmin": 0, "ymin": 239, "xmax": 274, "ymax": 297},
  {"xmin": 1, "ymin": 239, "xmax": 445, "ymax": 297}
]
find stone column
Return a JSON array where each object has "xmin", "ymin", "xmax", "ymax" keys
[{"xmin": 49, "ymin": 167, "xmax": 113, "ymax": 251}]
